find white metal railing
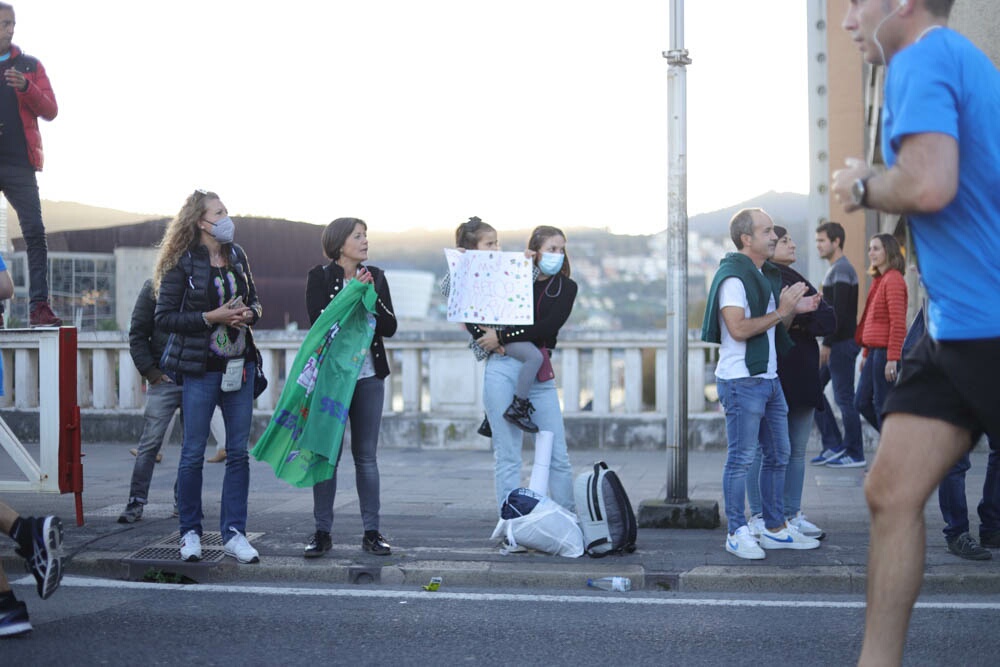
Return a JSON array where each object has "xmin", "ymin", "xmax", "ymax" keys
[{"xmin": 0, "ymin": 329, "xmax": 719, "ymax": 417}]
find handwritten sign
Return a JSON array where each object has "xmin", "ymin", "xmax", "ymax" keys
[{"xmin": 445, "ymin": 249, "xmax": 534, "ymax": 325}]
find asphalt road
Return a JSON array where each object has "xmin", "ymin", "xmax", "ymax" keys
[{"xmin": 4, "ymin": 575, "xmax": 1000, "ymax": 665}]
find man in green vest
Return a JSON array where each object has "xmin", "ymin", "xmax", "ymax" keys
[{"xmin": 702, "ymin": 208, "xmax": 822, "ymax": 559}]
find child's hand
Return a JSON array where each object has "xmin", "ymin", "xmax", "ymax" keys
[
  {"xmin": 523, "ymin": 250, "xmax": 536, "ymax": 259},
  {"xmin": 457, "ymin": 248, "xmax": 467, "ymax": 253}
]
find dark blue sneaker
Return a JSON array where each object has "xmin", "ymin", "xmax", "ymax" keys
[
  {"xmin": 0, "ymin": 597, "xmax": 31, "ymax": 638},
  {"xmin": 16, "ymin": 516, "xmax": 64, "ymax": 600},
  {"xmin": 810, "ymin": 448, "xmax": 845, "ymax": 466}
]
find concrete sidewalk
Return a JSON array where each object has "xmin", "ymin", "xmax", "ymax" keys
[{"xmin": 2, "ymin": 443, "xmax": 999, "ymax": 594}]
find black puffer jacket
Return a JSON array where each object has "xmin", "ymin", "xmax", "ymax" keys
[
  {"xmin": 155, "ymin": 243, "xmax": 262, "ymax": 378},
  {"xmin": 129, "ymin": 279, "xmax": 171, "ymax": 383},
  {"xmin": 305, "ymin": 262, "xmax": 396, "ymax": 378}
]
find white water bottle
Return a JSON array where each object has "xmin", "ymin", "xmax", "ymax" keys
[{"xmin": 587, "ymin": 576, "xmax": 631, "ymax": 592}]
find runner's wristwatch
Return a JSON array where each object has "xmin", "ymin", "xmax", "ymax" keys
[{"xmin": 851, "ymin": 176, "xmax": 869, "ymax": 208}]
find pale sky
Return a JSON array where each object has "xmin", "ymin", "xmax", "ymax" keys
[{"xmin": 14, "ymin": 0, "xmax": 808, "ymax": 235}]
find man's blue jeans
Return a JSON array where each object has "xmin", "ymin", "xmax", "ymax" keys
[
  {"xmin": 855, "ymin": 347, "xmax": 893, "ymax": 432},
  {"xmin": 939, "ymin": 438, "xmax": 1000, "ymax": 541},
  {"xmin": 815, "ymin": 339, "xmax": 863, "ymax": 459},
  {"xmin": 748, "ymin": 405, "xmax": 815, "ymax": 519},
  {"xmin": 312, "ymin": 376, "xmax": 385, "ymax": 533},
  {"xmin": 0, "ymin": 164, "xmax": 49, "ymax": 305},
  {"xmin": 177, "ymin": 362, "xmax": 255, "ymax": 539},
  {"xmin": 717, "ymin": 376, "xmax": 790, "ymax": 532}
]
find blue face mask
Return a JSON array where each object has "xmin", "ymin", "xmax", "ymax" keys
[
  {"xmin": 206, "ymin": 216, "xmax": 235, "ymax": 244},
  {"xmin": 538, "ymin": 252, "xmax": 564, "ymax": 276}
]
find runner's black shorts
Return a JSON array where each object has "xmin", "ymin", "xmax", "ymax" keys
[{"xmin": 883, "ymin": 333, "xmax": 1000, "ymax": 442}]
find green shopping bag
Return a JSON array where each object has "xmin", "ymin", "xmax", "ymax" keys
[{"xmin": 251, "ymin": 279, "xmax": 377, "ymax": 487}]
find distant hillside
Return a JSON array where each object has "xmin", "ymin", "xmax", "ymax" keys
[
  {"xmin": 688, "ymin": 191, "xmax": 808, "ymax": 237},
  {"xmin": 6, "ymin": 200, "xmax": 163, "ymax": 237}
]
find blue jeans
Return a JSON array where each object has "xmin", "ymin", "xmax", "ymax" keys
[
  {"xmin": 855, "ymin": 347, "xmax": 893, "ymax": 432},
  {"xmin": 484, "ymin": 354, "xmax": 574, "ymax": 514},
  {"xmin": 717, "ymin": 376, "xmax": 790, "ymax": 532},
  {"xmin": 177, "ymin": 362, "xmax": 255, "ymax": 539},
  {"xmin": 128, "ymin": 380, "xmax": 183, "ymax": 504},
  {"xmin": 748, "ymin": 405, "xmax": 815, "ymax": 518},
  {"xmin": 312, "ymin": 376, "xmax": 385, "ymax": 533},
  {"xmin": 0, "ymin": 164, "xmax": 49, "ymax": 304},
  {"xmin": 815, "ymin": 339, "xmax": 863, "ymax": 459},
  {"xmin": 979, "ymin": 442, "xmax": 1000, "ymax": 538},
  {"xmin": 939, "ymin": 438, "xmax": 1000, "ymax": 541}
]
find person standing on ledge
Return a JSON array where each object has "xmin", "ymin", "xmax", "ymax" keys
[{"xmin": 0, "ymin": 2, "xmax": 60, "ymax": 327}]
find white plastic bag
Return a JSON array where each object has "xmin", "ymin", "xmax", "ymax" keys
[{"xmin": 491, "ymin": 497, "xmax": 584, "ymax": 558}]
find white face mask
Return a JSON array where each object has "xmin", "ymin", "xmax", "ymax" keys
[{"xmin": 206, "ymin": 216, "xmax": 235, "ymax": 244}]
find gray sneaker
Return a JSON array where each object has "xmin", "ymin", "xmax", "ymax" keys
[
  {"xmin": 947, "ymin": 532, "xmax": 992, "ymax": 561},
  {"xmin": 117, "ymin": 501, "xmax": 144, "ymax": 524}
]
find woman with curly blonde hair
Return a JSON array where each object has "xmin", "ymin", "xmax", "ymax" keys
[
  {"xmin": 153, "ymin": 190, "xmax": 263, "ymax": 565},
  {"xmin": 153, "ymin": 192, "xmax": 213, "ymax": 292}
]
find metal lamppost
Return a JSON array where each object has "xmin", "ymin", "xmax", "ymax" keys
[{"xmin": 637, "ymin": 0, "xmax": 719, "ymax": 529}]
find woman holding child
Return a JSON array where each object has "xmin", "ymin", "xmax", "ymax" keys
[{"xmin": 470, "ymin": 225, "xmax": 578, "ymax": 515}]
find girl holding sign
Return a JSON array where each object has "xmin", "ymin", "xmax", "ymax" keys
[
  {"xmin": 448, "ymin": 217, "xmax": 544, "ymax": 434},
  {"xmin": 471, "ymin": 225, "xmax": 579, "ymax": 516}
]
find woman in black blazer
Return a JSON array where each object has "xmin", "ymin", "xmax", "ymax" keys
[{"xmin": 302, "ymin": 217, "xmax": 397, "ymax": 557}]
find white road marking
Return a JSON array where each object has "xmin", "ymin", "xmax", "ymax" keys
[{"xmin": 18, "ymin": 576, "xmax": 1000, "ymax": 611}]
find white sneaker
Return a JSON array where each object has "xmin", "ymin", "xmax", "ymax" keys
[
  {"xmin": 748, "ymin": 514, "xmax": 765, "ymax": 538},
  {"xmin": 180, "ymin": 530, "xmax": 202, "ymax": 562},
  {"xmin": 499, "ymin": 537, "xmax": 528, "ymax": 555},
  {"xmin": 759, "ymin": 523, "xmax": 821, "ymax": 550},
  {"xmin": 725, "ymin": 525, "xmax": 765, "ymax": 560},
  {"xmin": 826, "ymin": 455, "xmax": 867, "ymax": 469},
  {"xmin": 224, "ymin": 528, "xmax": 260, "ymax": 564},
  {"xmin": 787, "ymin": 512, "xmax": 825, "ymax": 540}
]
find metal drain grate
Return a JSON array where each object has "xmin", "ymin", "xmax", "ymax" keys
[{"xmin": 126, "ymin": 531, "xmax": 264, "ymax": 564}]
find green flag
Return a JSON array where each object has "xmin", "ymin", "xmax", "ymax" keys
[{"xmin": 251, "ymin": 279, "xmax": 377, "ymax": 487}]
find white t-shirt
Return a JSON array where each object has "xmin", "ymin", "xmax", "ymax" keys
[{"xmin": 715, "ymin": 276, "xmax": 777, "ymax": 380}]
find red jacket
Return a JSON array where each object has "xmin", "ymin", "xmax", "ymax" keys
[
  {"xmin": 7, "ymin": 45, "xmax": 58, "ymax": 171},
  {"xmin": 855, "ymin": 269, "xmax": 908, "ymax": 361}
]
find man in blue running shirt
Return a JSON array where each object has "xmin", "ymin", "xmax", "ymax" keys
[{"xmin": 834, "ymin": 1, "xmax": 1000, "ymax": 664}]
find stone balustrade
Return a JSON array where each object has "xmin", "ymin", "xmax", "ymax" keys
[{"xmin": 0, "ymin": 328, "xmax": 724, "ymax": 450}]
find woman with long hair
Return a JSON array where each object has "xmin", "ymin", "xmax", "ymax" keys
[
  {"xmin": 849, "ymin": 233, "xmax": 908, "ymax": 440},
  {"xmin": 472, "ymin": 225, "xmax": 578, "ymax": 528},
  {"xmin": 154, "ymin": 190, "xmax": 262, "ymax": 564},
  {"xmin": 302, "ymin": 217, "xmax": 397, "ymax": 557}
]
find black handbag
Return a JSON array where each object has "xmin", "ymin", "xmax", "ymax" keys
[{"xmin": 252, "ymin": 346, "xmax": 267, "ymax": 399}]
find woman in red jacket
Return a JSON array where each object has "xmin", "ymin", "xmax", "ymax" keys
[{"xmin": 853, "ymin": 233, "xmax": 908, "ymax": 433}]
